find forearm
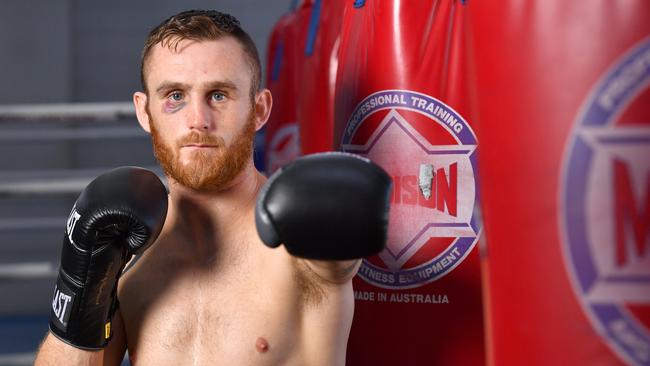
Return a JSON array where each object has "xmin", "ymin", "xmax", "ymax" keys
[
  {"xmin": 35, "ymin": 333, "xmax": 104, "ymax": 366},
  {"xmin": 36, "ymin": 167, "xmax": 163, "ymax": 366}
]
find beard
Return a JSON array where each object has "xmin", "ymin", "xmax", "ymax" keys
[{"xmin": 148, "ymin": 109, "xmax": 256, "ymax": 192}]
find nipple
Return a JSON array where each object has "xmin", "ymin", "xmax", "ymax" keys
[{"xmin": 256, "ymin": 337, "xmax": 269, "ymax": 353}]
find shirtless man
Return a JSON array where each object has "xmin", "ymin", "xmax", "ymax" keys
[{"xmin": 34, "ymin": 10, "xmax": 391, "ymax": 366}]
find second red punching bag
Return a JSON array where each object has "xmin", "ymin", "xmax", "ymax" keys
[
  {"xmin": 296, "ymin": 0, "xmax": 346, "ymax": 154},
  {"xmin": 264, "ymin": 2, "xmax": 311, "ymax": 174}
]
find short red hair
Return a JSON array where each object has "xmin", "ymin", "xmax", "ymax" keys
[{"xmin": 140, "ymin": 10, "xmax": 261, "ymax": 100}]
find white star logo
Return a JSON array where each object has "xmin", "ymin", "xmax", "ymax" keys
[{"xmin": 344, "ymin": 110, "xmax": 477, "ymax": 270}]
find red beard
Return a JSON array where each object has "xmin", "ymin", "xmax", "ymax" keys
[{"xmin": 148, "ymin": 110, "xmax": 256, "ymax": 192}]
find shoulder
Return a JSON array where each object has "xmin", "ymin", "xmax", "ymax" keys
[{"xmin": 117, "ymin": 235, "xmax": 172, "ymax": 304}]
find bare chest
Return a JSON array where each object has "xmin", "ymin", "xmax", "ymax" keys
[{"xmin": 121, "ymin": 256, "xmax": 304, "ymax": 365}]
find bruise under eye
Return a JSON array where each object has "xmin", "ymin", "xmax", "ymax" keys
[{"xmin": 163, "ymin": 100, "xmax": 185, "ymax": 113}]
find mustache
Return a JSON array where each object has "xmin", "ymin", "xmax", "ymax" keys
[{"xmin": 177, "ymin": 132, "xmax": 225, "ymax": 147}]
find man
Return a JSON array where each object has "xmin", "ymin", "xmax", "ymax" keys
[{"xmin": 35, "ymin": 10, "xmax": 390, "ymax": 365}]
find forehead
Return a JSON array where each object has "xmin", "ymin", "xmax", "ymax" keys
[{"xmin": 145, "ymin": 37, "xmax": 252, "ymax": 91}]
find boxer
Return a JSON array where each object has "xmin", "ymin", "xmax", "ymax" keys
[{"xmin": 35, "ymin": 10, "xmax": 391, "ymax": 366}]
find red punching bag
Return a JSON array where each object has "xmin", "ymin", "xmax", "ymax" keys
[
  {"xmin": 296, "ymin": 0, "xmax": 346, "ymax": 154},
  {"xmin": 470, "ymin": 1, "xmax": 650, "ymax": 365},
  {"xmin": 264, "ymin": 2, "xmax": 312, "ymax": 174},
  {"xmin": 335, "ymin": 1, "xmax": 485, "ymax": 365}
]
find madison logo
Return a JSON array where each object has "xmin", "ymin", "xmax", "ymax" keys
[
  {"xmin": 561, "ymin": 37, "xmax": 650, "ymax": 365},
  {"xmin": 342, "ymin": 90, "xmax": 480, "ymax": 289}
]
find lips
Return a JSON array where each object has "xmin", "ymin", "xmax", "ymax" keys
[
  {"xmin": 178, "ymin": 131, "xmax": 225, "ymax": 148},
  {"xmin": 182, "ymin": 144, "xmax": 219, "ymax": 148}
]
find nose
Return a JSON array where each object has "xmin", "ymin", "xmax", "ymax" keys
[{"xmin": 187, "ymin": 99, "xmax": 213, "ymax": 131}]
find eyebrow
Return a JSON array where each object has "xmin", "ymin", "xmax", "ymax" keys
[{"xmin": 154, "ymin": 80, "xmax": 239, "ymax": 95}]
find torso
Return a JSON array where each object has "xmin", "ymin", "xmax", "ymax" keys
[{"xmin": 117, "ymin": 213, "xmax": 354, "ymax": 366}]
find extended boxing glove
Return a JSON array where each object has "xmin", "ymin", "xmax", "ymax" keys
[
  {"xmin": 255, "ymin": 152, "xmax": 392, "ymax": 260},
  {"xmin": 49, "ymin": 167, "xmax": 167, "ymax": 349}
]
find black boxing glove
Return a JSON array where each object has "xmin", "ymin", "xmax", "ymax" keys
[
  {"xmin": 255, "ymin": 152, "xmax": 392, "ymax": 260},
  {"xmin": 49, "ymin": 167, "xmax": 167, "ymax": 350}
]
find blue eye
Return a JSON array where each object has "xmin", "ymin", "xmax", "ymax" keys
[
  {"xmin": 169, "ymin": 92, "xmax": 183, "ymax": 101},
  {"xmin": 212, "ymin": 92, "xmax": 225, "ymax": 102}
]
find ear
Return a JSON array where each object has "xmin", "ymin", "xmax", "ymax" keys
[
  {"xmin": 133, "ymin": 92, "xmax": 151, "ymax": 133},
  {"xmin": 253, "ymin": 89, "xmax": 272, "ymax": 132}
]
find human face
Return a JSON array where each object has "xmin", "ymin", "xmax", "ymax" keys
[
  {"xmin": 148, "ymin": 105, "xmax": 255, "ymax": 192},
  {"xmin": 134, "ymin": 37, "xmax": 270, "ymax": 191}
]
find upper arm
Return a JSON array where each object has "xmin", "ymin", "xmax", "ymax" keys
[
  {"xmin": 102, "ymin": 308, "xmax": 127, "ymax": 366},
  {"xmin": 299, "ymin": 258, "xmax": 362, "ymax": 285}
]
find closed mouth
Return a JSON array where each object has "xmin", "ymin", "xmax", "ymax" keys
[{"xmin": 182, "ymin": 144, "xmax": 219, "ymax": 148}]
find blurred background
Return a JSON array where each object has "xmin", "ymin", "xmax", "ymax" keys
[
  {"xmin": 0, "ymin": 1, "xmax": 290, "ymax": 364},
  {"xmin": 2, "ymin": 1, "xmax": 649, "ymax": 365}
]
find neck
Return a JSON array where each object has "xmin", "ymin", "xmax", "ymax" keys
[{"xmin": 163, "ymin": 163, "xmax": 266, "ymax": 258}]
